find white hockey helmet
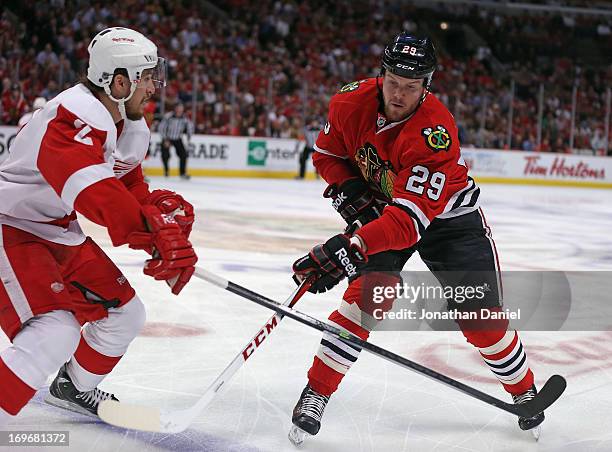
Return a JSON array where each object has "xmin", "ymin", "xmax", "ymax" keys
[
  {"xmin": 87, "ymin": 27, "xmax": 166, "ymax": 117},
  {"xmin": 33, "ymin": 97, "xmax": 47, "ymax": 109}
]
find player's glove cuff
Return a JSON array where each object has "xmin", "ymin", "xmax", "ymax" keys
[{"xmin": 293, "ymin": 233, "xmax": 367, "ymax": 294}]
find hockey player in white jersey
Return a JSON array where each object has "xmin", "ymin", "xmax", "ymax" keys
[{"xmin": 0, "ymin": 27, "xmax": 197, "ymax": 422}]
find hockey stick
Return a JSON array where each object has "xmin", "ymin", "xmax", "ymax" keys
[
  {"xmin": 98, "ymin": 273, "xmax": 314, "ymax": 433},
  {"xmin": 191, "ymin": 267, "xmax": 566, "ymax": 420}
]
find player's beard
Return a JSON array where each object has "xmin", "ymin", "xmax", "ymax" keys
[
  {"xmin": 384, "ymin": 98, "xmax": 419, "ymax": 122},
  {"xmin": 385, "ymin": 103, "xmax": 407, "ymax": 122}
]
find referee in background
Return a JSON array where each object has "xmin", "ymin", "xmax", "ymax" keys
[
  {"xmin": 158, "ymin": 103, "xmax": 194, "ymax": 179},
  {"xmin": 297, "ymin": 117, "xmax": 321, "ymax": 179}
]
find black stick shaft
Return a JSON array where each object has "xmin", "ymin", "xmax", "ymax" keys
[{"xmin": 194, "ymin": 267, "xmax": 565, "ymax": 418}]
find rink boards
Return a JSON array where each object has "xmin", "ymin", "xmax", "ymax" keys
[{"xmin": 1, "ymin": 126, "xmax": 611, "ymax": 187}]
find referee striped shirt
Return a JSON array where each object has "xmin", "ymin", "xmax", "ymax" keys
[
  {"xmin": 304, "ymin": 126, "xmax": 320, "ymax": 148},
  {"xmin": 159, "ymin": 113, "xmax": 194, "ymax": 141}
]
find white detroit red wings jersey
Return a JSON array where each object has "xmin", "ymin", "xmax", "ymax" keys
[
  {"xmin": 114, "ymin": 114, "xmax": 150, "ymax": 178},
  {"xmin": 313, "ymin": 78, "xmax": 480, "ymax": 254},
  {"xmin": 0, "ymin": 84, "xmax": 149, "ymax": 246}
]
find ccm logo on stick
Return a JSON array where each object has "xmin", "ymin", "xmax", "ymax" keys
[{"xmin": 242, "ymin": 315, "xmax": 280, "ymax": 360}]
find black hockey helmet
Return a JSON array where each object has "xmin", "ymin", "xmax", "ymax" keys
[{"xmin": 381, "ymin": 32, "xmax": 437, "ymax": 89}]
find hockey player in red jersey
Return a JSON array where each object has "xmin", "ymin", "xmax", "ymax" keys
[
  {"xmin": 0, "ymin": 27, "xmax": 197, "ymax": 422},
  {"xmin": 289, "ymin": 33, "xmax": 545, "ymax": 444}
]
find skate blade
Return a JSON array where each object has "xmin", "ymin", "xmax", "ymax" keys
[
  {"xmin": 530, "ymin": 425, "xmax": 541, "ymax": 441},
  {"xmin": 288, "ymin": 424, "xmax": 310, "ymax": 447},
  {"xmin": 44, "ymin": 394, "xmax": 98, "ymax": 419}
]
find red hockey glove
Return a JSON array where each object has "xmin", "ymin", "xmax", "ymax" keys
[
  {"xmin": 145, "ymin": 189, "xmax": 195, "ymax": 238},
  {"xmin": 324, "ymin": 178, "xmax": 381, "ymax": 228},
  {"xmin": 293, "ymin": 234, "xmax": 367, "ymax": 294},
  {"xmin": 127, "ymin": 205, "xmax": 197, "ymax": 295}
]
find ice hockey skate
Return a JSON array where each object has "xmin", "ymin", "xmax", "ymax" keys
[
  {"xmin": 288, "ymin": 385, "xmax": 330, "ymax": 446},
  {"xmin": 45, "ymin": 364, "xmax": 118, "ymax": 418},
  {"xmin": 512, "ymin": 384, "xmax": 545, "ymax": 440}
]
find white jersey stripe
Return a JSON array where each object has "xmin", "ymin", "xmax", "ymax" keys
[
  {"xmin": 0, "ymin": 225, "xmax": 33, "ymax": 322},
  {"xmin": 313, "ymin": 144, "xmax": 348, "ymax": 159},
  {"xmin": 61, "ymin": 164, "xmax": 115, "ymax": 209},
  {"xmin": 439, "ymin": 178, "xmax": 475, "ymax": 216},
  {"xmin": 392, "ymin": 198, "xmax": 431, "ymax": 229},
  {"xmin": 461, "ymin": 185, "xmax": 478, "ymax": 208},
  {"xmin": 436, "ymin": 204, "xmax": 479, "ymax": 219},
  {"xmin": 410, "ymin": 218, "xmax": 422, "ymax": 242}
]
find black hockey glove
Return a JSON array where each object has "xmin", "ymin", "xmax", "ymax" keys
[
  {"xmin": 324, "ymin": 178, "xmax": 381, "ymax": 227},
  {"xmin": 293, "ymin": 234, "xmax": 367, "ymax": 294}
]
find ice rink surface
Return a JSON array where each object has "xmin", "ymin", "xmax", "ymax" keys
[{"xmin": 2, "ymin": 177, "xmax": 612, "ymax": 452}]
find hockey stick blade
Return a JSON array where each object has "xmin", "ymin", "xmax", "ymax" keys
[
  {"xmin": 98, "ymin": 274, "xmax": 313, "ymax": 433},
  {"xmin": 508, "ymin": 374, "xmax": 567, "ymax": 418},
  {"xmin": 191, "ymin": 267, "xmax": 567, "ymax": 420}
]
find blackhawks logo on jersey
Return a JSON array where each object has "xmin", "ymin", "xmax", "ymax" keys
[
  {"xmin": 338, "ymin": 81, "xmax": 361, "ymax": 94},
  {"xmin": 354, "ymin": 142, "xmax": 396, "ymax": 199},
  {"xmin": 422, "ymin": 125, "xmax": 452, "ymax": 152}
]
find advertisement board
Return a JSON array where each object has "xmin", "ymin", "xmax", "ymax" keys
[
  {"xmin": 144, "ymin": 133, "xmax": 304, "ymax": 176},
  {"xmin": 461, "ymin": 148, "xmax": 612, "ymax": 188},
  {"xmin": 1, "ymin": 125, "xmax": 610, "ymax": 187}
]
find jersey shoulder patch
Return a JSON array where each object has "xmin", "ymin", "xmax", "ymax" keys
[
  {"xmin": 338, "ymin": 80, "xmax": 362, "ymax": 94},
  {"xmin": 421, "ymin": 124, "xmax": 452, "ymax": 153}
]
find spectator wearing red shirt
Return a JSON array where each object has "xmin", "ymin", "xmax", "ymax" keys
[{"xmin": 1, "ymin": 83, "xmax": 27, "ymax": 125}]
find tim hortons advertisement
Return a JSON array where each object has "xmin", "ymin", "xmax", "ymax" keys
[{"xmin": 461, "ymin": 149, "xmax": 612, "ymax": 186}]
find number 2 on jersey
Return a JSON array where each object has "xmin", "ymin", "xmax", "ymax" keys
[
  {"xmin": 405, "ymin": 165, "xmax": 446, "ymax": 201},
  {"xmin": 73, "ymin": 119, "xmax": 93, "ymax": 146}
]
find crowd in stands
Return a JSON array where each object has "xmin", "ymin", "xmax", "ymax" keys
[{"xmin": 1, "ymin": 0, "xmax": 610, "ymax": 154}]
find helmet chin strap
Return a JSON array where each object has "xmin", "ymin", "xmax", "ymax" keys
[
  {"xmin": 104, "ymin": 82, "xmax": 138, "ymax": 121},
  {"xmin": 419, "ymin": 89, "xmax": 430, "ymax": 106}
]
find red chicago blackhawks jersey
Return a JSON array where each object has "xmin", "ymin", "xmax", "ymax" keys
[
  {"xmin": 313, "ymin": 78, "xmax": 479, "ymax": 255},
  {"xmin": 0, "ymin": 84, "xmax": 151, "ymax": 246}
]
